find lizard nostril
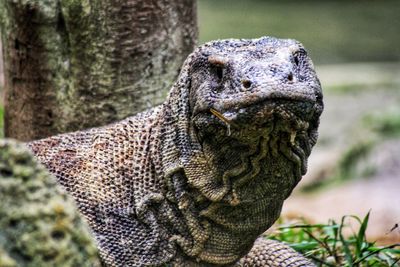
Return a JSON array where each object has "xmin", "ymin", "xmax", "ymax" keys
[
  {"xmin": 242, "ymin": 80, "xmax": 252, "ymax": 89},
  {"xmin": 287, "ymin": 72, "xmax": 294, "ymax": 82}
]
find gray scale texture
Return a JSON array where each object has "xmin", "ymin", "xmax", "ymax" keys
[
  {"xmin": 0, "ymin": 139, "xmax": 101, "ymax": 267},
  {"xmin": 28, "ymin": 37, "xmax": 323, "ymax": 266}
]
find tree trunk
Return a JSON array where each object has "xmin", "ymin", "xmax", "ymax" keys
[
  {"xmin": 0, "ymin": 0, "xmax": 197, "ymax": 141},
  {"xmin": 0, "ymin": 38, "xmax": 3, "ymax": 89}
]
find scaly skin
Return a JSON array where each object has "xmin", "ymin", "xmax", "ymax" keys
[{"xmin": 28, "ymin": 37, "xmax": 323, "ymax": 266}]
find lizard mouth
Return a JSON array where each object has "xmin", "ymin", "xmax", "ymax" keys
[
  {"xmin": 192, "ymin": 98, "xmax": 316, "ymax": 140},
  {"xmin": 192, "ymin": 98, "xmax": 317, "ymax": 178}
]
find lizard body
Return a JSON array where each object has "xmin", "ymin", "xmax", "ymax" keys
[{"xmin": 28, "ymin": 37, "xmax": 323, "ymax": 266}]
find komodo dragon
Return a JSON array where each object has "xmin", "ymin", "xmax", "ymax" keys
[{"xmin": 28, "ymin": 37, "xmax": 324, "ymax": 266}]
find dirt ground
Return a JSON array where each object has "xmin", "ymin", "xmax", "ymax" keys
[{"xmin": 282, "ymin": 63, "xmax": 400, "ymax": 244}]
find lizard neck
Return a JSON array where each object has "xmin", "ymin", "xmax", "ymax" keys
[
  {"xmin": 159, "ymin": 112, "xmax": 301, "ymax": 265},
  {"xmin": 163, "ymin": 143, "xmax": 298, "ymax": 265}
]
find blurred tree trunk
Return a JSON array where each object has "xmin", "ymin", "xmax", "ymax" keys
[
  {"xmin": 0, "ymin": 0, "xmax": 197, "ymax": 141},
  {"xmin": 0, "ymin": 38, "xmax": 3, "ymax": 89}
]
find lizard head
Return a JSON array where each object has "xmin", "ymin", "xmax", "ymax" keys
[
  {"xmin": 189, "ymin": 37, "xmax": 322, "ymax": 145},
  {"xmin": 165, "ymin": 36, "xmax": 323, "ymax": 221},
  {"xmin": 187, "ymin": 36, "xmax": 322, "ymax": 179}
]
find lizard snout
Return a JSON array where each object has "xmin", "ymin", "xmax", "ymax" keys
[{"xmin": 240, "ymin": 62, "xmax": 298, "ymax": 93}]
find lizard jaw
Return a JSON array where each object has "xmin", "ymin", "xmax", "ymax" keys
[{"xmin": 192, "ymin": 98, "xmax": 315, "ymax": 142}]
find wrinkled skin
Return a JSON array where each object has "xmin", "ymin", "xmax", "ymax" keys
[{"xmin": 28, "ymin": 37, "xmax": 323, "ymax": 266}]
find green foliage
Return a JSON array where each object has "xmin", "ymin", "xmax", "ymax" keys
[
  {"xmin": 269, "ymin": 213, "xmax": 400, "ymax": 266},
  {"xmin": 337, "ymin": 141, "xmax": 374, "ymax": 181},
  {"xmin": 364, "ymin": 107, "xmax": 400, "ymax": 138}
]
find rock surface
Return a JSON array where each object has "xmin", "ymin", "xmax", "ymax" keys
[{"xmin": 0, "ymin": 139, "xmax": 100, "ymax": 267}]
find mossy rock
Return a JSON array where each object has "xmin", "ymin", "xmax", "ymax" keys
[{"xmin": 0, "ymin": 139, "xmax": 100, "ymax": 267}]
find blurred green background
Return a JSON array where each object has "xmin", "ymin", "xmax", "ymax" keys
[{"xmin": 198, "ymin": 0, "xmax": 400, "ymax": 64}]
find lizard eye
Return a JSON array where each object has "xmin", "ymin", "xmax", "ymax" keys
[
  {"xmin": 292, "ymin": 48, "xmax": 307, "ymax": 67},
  {"xmin": 293, "ymin": 55, "xmax": 300, "ymax": 66},
  {"xmin": 292, "ymin": 49, "xmax": 308, "ymax": 81},
  {"xmin": 214, "ymin": 65, "xmax": 224, "ymax": 80},
  {"xmin": 210, "ymin": 65, "xmax": 224, "ymax": 93}
]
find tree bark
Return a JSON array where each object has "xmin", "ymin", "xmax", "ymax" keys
[
  {"xmin": 0, "ymin": 39, "xmax": 3, "ymax": 89},
  {"xmin": 0, "ymin": 0, "xmax": 197, "ymax": 141}
]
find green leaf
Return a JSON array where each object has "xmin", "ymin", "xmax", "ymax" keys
[
  {"xmin": 339, "ymin": 216, "xmax": 353, "ymax": 266},
  {"xmin": 356, "ymin": 211, "xmax": 370, "ymax": 258}
]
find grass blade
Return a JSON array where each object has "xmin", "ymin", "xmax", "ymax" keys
[
  {"xmin": 353, "ymin": 243, "xmax": 400, "ymax": 265},
  {"xmin": 355, "ymin": 211, "xmax": 370, "ymax": 258},
  {"xmin": 339, "ymin": 216, "xmax": 353, "ymax": 266}
]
